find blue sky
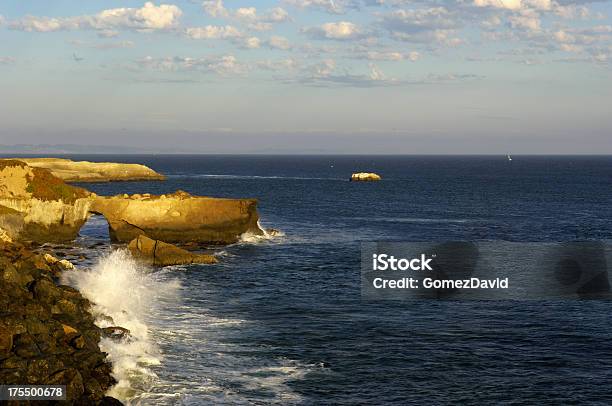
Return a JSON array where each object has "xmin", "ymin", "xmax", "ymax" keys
[{"xmin": 0, "ymin": 0, "xmax": 610, "ymax": 153}]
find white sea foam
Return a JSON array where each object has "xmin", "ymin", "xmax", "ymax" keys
[
  {"xmin": 62, "ymin": 249, "xmax": 180, "ymax": 402},
  {"xmin": 239, "ymin": 221, "xmax": 285, "ymax": 244}
]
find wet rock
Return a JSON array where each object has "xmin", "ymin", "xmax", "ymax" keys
[
  {"xmin": 266, "ymin": 228, "xmax": 282, "ymax": 236},
  {"xmin": 0, "ymin": 326, "xmax": 13, "ymax": 354},
  {"xmin": 71, "ymin": 335, "xmax": 86, "ymax": 350},
  {"xmin": 33, "ymin": 276, "xmax": 59, "ymax": 294},
  {"xmin": 0, "ymin": 241, "xmax": 122, "ymax": 404},
  {"xmin": 48, "ymin": 368, "xmax": 85, "ymax": 400},
  {"xmin": 101, "ymin": 396, "xmax": 125, "ymax": 405},
  {"xmin": 128, "ymin": 234, "xmax": 218, "ymax": 266},
  {"xmin": 58, "ymin": 259, "xmax": 76, "ymax": 270},
  {"xmin": 44, "ymin": 253, "xmax": 59, "ymax": 264},
  {"xmin": 101, "ymin": 326, "xmax": 131, "ymax": 341}
]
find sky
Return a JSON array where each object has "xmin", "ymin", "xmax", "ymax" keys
[{"xmin": 0, "ymin": 0, "xmax": 610, "ymax": 153}]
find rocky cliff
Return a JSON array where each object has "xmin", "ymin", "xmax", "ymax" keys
[
  {"xmin": 0, "ymin": 241, "xmax": 121, "ymax": 404},
  {"xmin": 6, "ymin": 158, "xmax": 165, "ymax": 183},
  {"xmin": 0, "ymin": 160, "xmax": 93, "ymax": 243},
  {"xmin": 92, "ymin": 191, "xmax": 262, "ymax": 244},
  {"xmin": 0, "ymin": 160, "xmax": 262, "ymax": 245}
]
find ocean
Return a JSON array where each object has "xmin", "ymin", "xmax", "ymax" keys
[{"xmin": 44, "ymin": 155, "xmax": 612, "ymax": 404}]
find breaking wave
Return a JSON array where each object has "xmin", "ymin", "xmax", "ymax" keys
[
  {"xmin": 239, "ymin": 221, "xmax": 285, "ymax": 244},
  {"xmin": 62, "ymin": 249, "xmax": 180, "ymax": 402}
]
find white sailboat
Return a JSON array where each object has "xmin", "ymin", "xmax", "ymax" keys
[{"xmin": 507, "ymin": 154, "xmax": 512, "ymax": 161}]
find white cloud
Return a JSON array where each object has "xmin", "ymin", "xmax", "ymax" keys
[
  {"xmin": 10, "ymin": 2, "xmax": 182, "ymax": 33},
  {"xmin": 304, "ymin": 21, "xmax": 362, "ymax": 40},
  {"xmin": 267, "ymin": 8, "xmax": 291, "ymax": 23},
  {"xmin": 284, "ymin": 0, "xmax": 345, "ymax": 14},
  {"xmin": 474, "ymin": 0, "xmax": 523, "ymax": 10},
  {"xmin": 202, "ymin": 0, "xmax": 229, "ymax": 18},
  {"xmin": 368, "ymin": 63, "xmax": 386, "ymax": 80},
  {"xmin": 267, "ymin": 36, "xmax": 292, "ymax": 50},
  {"xmin": 241, "ymin": 36, "xmax": 262, "ymax": 49},
  {"xmin": 202, "ymin": 1, "xmax": 289, "ymax": 31},
  {"xmin": 71, "ymin": 39, "xmax": 135, "ymax": 50},
  {"xmin": 554, "ymin": 4, "xmax": 590, "ymax": 19},
  {"xmin": 508, "ymin": 10, "xmax": 541, "ymax": 31},
  {"xmin": 185, "ymin": 25, "xmax": 242, "ymax": 39},
  {"xmin": 381, "ymin": 7, "xmax": 460, "ymax": 44},
  {"xmin": 473, "ymin": 0, "xmax": 552, "ymax": 11},
  {"xmin": 311, "ymin": 59, "xmax": 336, "ymax": 77},
  {"xmin": 323, "ymin": 21, "xmax": 360, "ymax": 39},
  {"xmin": 365, "ymin": 50, "xmax": 420, "ymax": 61},
  {"xmin": 256, "ymin": 58, "xmax": 299, "ymax": 71},
  {"xmin": 137, "ymin": 55, "xmax": 247, "ymax": 75},
  {"xmin": 551, "ymin": 25, "xmax": 612, "ymax": 57},
  {"xmin": 283, "ymin": 0, "xmax": 379, "ymax": 14}
]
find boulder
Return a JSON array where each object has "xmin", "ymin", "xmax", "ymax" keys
[
  {"xmin": 128, "ymin": 235, "xmax": 218, "ymax": 266},
  {"xmin": 92, "ymin": 191, "xmax": 262, "ymax": 244},
  {"xmin": 62, "ymin": 324, "xmax": 79, "ymax": 336},
  {"xmin": 58, "ymin": 259, "xmax": 76, "ymax": 270},
  {"xmin": 5, "ymin": 158, "xmax": 165, "ymax": 183},
  {"xmin": 350, "ymin": 172, "xmax": 382, "ymax": 182},
  {"xmin": 101, "ymin": 327, "xmax": 131, "ymax": 341}
]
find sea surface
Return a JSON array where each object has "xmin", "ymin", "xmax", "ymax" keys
[{"xmin": 32, "ymin": 155, "xmax": 612, "ymax": 404}]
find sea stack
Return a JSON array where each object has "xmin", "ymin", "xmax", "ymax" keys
[{"xmin": 350, "ymin": 172, "xmax": 382, "ymax": 182}]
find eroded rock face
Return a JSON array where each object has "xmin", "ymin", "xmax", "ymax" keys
[
  {"xmin": 350, "ymin": 172, "xmax": 382, "ymax": 181},
  {"xmin": 0, "ymin": 160, "xmax": 93, "ymax": 243},
  {"xmin": 0, "ymin": 160, "xmax": 263, "ymax": 245},
  {"xmin": 7, "ymin": 158, "xmax": 165, "ymax": 183},
  {"xmin": 92, "ymin": 191, "xmax": 262, "ymax": 244},
  {"xmin": 128, "ymin": 235, "xmax": 218, "ymax": 266},
  {"xmin": 0, "ymin": 241, "xmax": 121, "ymax": 404}
]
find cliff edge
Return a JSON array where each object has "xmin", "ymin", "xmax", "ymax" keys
[{"xmin": 5, "ymin": 158, "xmax": 165, "ymax": 183}]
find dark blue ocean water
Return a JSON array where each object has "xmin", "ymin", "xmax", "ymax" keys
[{"xmin": 63, "ymin": 155, "xmax": 612, "ymax": 404}]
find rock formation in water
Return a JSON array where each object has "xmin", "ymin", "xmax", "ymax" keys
[
  {"xmin": 0, "ymin": 241, "xmax": 121, "ymax": 404},
  {"xmin": 6, "ymin": 158, "xmax": 165, "ymax": 183},
  {"xmin": 91, "ymin": 191, "xmax": 262, "ymax": 244},
  {"xmin": 128, "ymin": 235, "xmax": 218, "ymax": 266},
  {"xmin": 0, "ymin": 160, "xmax": 262, "ymax": 245},
  {"xmin": 350, "ymin": 172, "xmax": 382, "ymax": 181}
]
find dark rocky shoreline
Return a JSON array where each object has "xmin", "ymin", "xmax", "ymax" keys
[{"xmin": 0, "ymin": 241, "xmax": 122, "ymax": 405}]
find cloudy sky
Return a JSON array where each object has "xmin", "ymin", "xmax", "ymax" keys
[{"xmin": 0, "ymin": 0, "xmax": 610, "ymax": 153}]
